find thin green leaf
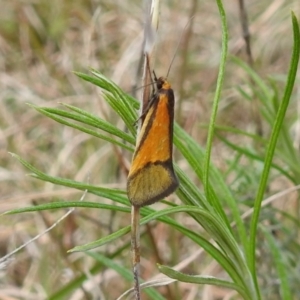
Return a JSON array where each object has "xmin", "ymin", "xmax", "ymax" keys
[
  {"xmin": 60, "ymin": 103, "xmax": 135, "ymax": 144},
  {"xmin": 248, "ymin": 12, "xmax": 300, "ymax": 297},
  {"xmin": 88, "ymin": 252, "xmax": 166, "ymax": 300},
  {"xmin": 203, "ymin": 0, "xmax": 228, "ymax": 198},
  {"xmin": 70, "ymin": 206, "xmax": 249, "ymax": 293},
  {"xmin": 10, "ymin": 153, "xmax": 129, "ymax": 205},
  {"xmin": 49, "ymin": 241, "xmax": 131, "ymax": 300},
  {"xmin": 175, "ymin": 125, "xmax": 248, "ymax": 249},
  {"xmin": 158, "ymin": 265, "xmax": 250, "ymax": 300},
  {"xmin": 261, "ymin": 226, "xmax": 293, "ymax": 300},
  {"xmin": 216, "ymin": 134, "xmax": 295, "ymax": 183},
  {"xmin": 3, "ymin": 202, "xmax": 131, "ymax": 215},
  {"xmin": 231, "ymin": 56, "xmax": 273, "ymax": 105},
  {"xmin": 75, "ymin": 70, "xmax": 138, "ymax": 134},
  {"xmin": 214, "ymin": 125, "xmax": 266, "ymax": 143},
  {"xmin": 71, "ymin": 225, "xmax": 131, "ymax": 252},
  {"xmin": 29, "ymin": 104, "xmax": 134, "ymax": 151},
  {"xmin": 174, "ymin": 126, "xmax": 231, "ymax": 227}
]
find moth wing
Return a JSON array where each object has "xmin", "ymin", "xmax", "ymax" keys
[{"xmin": 127, "ymin": 162, "xmax": 178, "ymax": 207}]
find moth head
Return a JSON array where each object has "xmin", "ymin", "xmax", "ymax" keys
[{"xmin": 156, "ymin": 77, "xmax": 171, "ymax": 90}]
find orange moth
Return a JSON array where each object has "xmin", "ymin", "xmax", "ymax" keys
[{"xmin": 127, "ymin": 74, "xmax": 179, "ymax": 207}]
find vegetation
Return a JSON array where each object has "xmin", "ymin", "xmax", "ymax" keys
[{"xmin": 1, "ymin": 1, "xmax": 300, "ymax": 299}]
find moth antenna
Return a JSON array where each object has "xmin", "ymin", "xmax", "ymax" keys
[
  {"xmin": 166, "ymin": 16, "xmax": 195, "ymax": 79},
  {"xmin": 153, "ymin": 70, "xmax": 158, "ymax": 82}
]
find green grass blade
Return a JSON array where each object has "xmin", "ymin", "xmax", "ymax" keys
[
  {"xmin": 3, "ymin": 202, "xmax": 131, "ymax": 215},
  {"xmin": 29, "ymin": 104, "xmax": 134, "ymax": 151},
  {"xmin": 70, "ymin": 205, "xmax": 252, "ymax": 294},
  {"xmin": 48, "ymin": 242, "xmax": 131, "ymax": 300},
  {"xmin": 175, "ymin": 125, "xmax": 248, "ymax": 248},
  {"xmin": 88, "ymin": 252, "xmax": 166, "ymax": 300},
  {"xmin": 203, "ymin": 0, "xmax": 228, "ymax": 197},
  {"xmin": 10, "ymin": 153, "xmax": 128, "ymax": 205},
  {"xmin": 46, "ymin": 103, "xmax": 135, "ymax": 144},
  {"xmin": 248, "ymin": 12, "xmax": 300, "ymax": 297},
  {"xmin": 158, "ymin": 265, "xmax": 251, "ymax": 300},
  {"xmin": 75, "ymin": 70, "xmax": 138, "ymax": 134},
  {"xmin": 261, "ymin": 227, "xmax": 293, "ymax": 300},
  {"xmin": 216, "ymin": 134, "xmax": 295, "ymax": 183},
  {"xmin": 174, "ymin": 125, "xmax": 231, "ymax": 226},
  {"xmin": 231, "ymin": 56, "xmax": 273, "ymax": 106}
]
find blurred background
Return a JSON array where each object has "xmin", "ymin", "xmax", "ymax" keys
[{"xmin": 1, "ymin": 0, "xmax": 299, "ymax": 299}]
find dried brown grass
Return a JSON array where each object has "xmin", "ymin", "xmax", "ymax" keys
[{"xmin": 0, "ymin": 1, "xmax": 299, "ymax": 299}]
